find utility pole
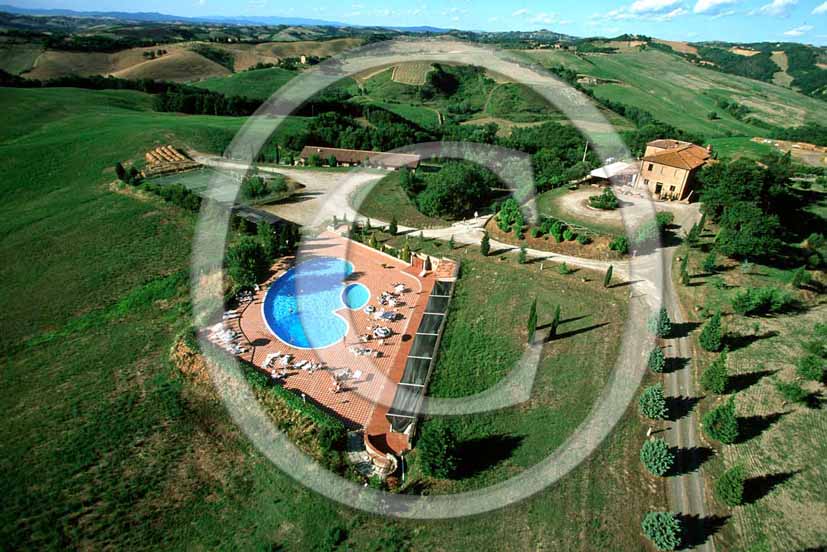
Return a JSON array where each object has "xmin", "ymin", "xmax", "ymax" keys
[{"xmin": 582, "ymin": 141, "xmax": 589, "ymax": 163}]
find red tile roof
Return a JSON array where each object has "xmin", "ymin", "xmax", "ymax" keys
[{"xmin": 643, "ymin": 141, "xmax": 711, "ymax": 171}]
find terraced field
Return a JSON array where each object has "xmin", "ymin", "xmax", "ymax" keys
[{"xmin": 391, "ymin": 62, "xmax": 433, "ymax": 85}]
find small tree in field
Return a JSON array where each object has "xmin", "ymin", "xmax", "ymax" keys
[
  {"xmin": 639, "ymin": 384, "xmax": 667, "ymax": 420},
  {"xmin": 448, "ymin": 234, "xmax": 455, "ymax": 250},
  {"xmin": 388, "ymin": 216, "xmax": 398, "ymax": 236},
  {"xmin": 527, "ymin": 298, "xmax": 537, "ymax": 344},
  {"xmin": 715, "ymin": 465, "xmax": 746, "ymax": 507},
  {"xmin": 640, "ymin": 438, "xmax": 675, "ymax": 476},
  {"xmin": 774, "ymin": 380, "xmax": 808, "ymax": 404},
  {"xmin": 699, "ymin": 311, "xmax": 723, "ymax": 352},
  {"xmin": 701, "ymin": 349, "xmax": 729, "ymax": 394},
  {"xmin": 648, "ymin": 307, "xmax": 672, "ymax": 338},
  {"xmin": 115, "ymin": 162, "xmax": 126, "ymax": 181},
  {"xmin": 400, "ymin": 240, "xmax": 411, "ymax": 263},
  {"xmin": 642, "ymin": 511, "xmax": 681, "ymax": 551},
  {"xmin": 648, "ymin": 347, "xmax": 666, "ymax": 373},
  {"xmin": 518, "ymin": 246, "xmax": 527, "ymax": 264},
  {"xmin": 796, "ymin": 355, "xmax": 825, "ymax": 383},
  {"xmin": 549, "ymin": 305, "xmax": 561, "ymax": 339},
  {"xmin": 703, "ymin": 396, "xmax": 739, "ymax": 444},
  {"xmin": 791, "ymin": 266, "xmax": 812, "ymax": 289},
  {"xmin": 417, "ymin": 420, "xmax": 457, "ymax": 479},
  {"xmin": 604, "ymin": 265, "xmax": 613, "ymax": 288},
  {"xmin": 480, "ymin": 231, "xmax": 490, "ymax": 256},
  {"xmin": 702, "ymin": 251, "xmax": 717, "ymax": 273}
]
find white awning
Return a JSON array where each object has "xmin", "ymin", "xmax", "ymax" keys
[{"xmin": 590, "ymin": 161, "xmax": 638, "ymax": 180}]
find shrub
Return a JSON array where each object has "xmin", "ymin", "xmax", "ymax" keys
[
  {"xmin": 795, "ymin": 355, "xmax": 827, "ymax": 382},
  {"xmin": 715, "ymin": 465, "xmax": 746, "ymax": 507},
  {"xmin": 226, "ymin": 236, "xmax": 269, "ymax": 289},
  {"xmin": 531, "ymin": 227, "xmax": 542, "ymax": 238},
  {"xmin": 639, "ymin": 384, "xmax": 667, "ymax": 420},
  {"xmin": 701, "ymin": 349, "xmax": 729, "ymax": 394},
  {"xmin": 641, "ymin": 512, "xmax": 681, "ymax": 551},
  {"xmin": 648, "ymin": 307, "xmax": 672, "ymax": 338},
  {"xmin": 731, "ymin": 287, "xmax": 794, "ymax": 316},
  {"xmin": 609, "ymin": 235, "xmax": 629, "ymax": 254},
  {"xmin": 577, "ymin": 233, "xmax": 592, "ymax": 245},
  {"xmin": 640, "ymin": 438, "xmax": 675, "ymax": 476},
  {"xmin": 558, "ymin": 262, "xmax": 572, "ymax": 275},
  {"xmin": 702, "ymin": 251, "xmax": 717, "ymax": 273},
  {"xmin": 702, "ymin": 396, "xmax": 739, "ymax": 444},
  {"xmin": 417, "ymin": 419, "xmax": 458, "ymax": 478},
  {"xmin": 648, "ymin": 347, "xmax": 666, "ymax": 373},
  {"xmin": 796, "ymin": 355, "xmax": 825, "ymax": 382},
  {"xmin": 790, "ymin": 266, "xmax": 812, "ymax": 289},
  {"xmin": 563, "ymin": 228, "xmax": 576, "ymax": 241},
  {"xmin": 589, "ymin": 187, "xmax": 619, "ymax": 210},
  {"xmin": 518, "ymin": 246, "xmax": 527, "ymax": 264},
  {"xmin": 775, "ymin": 380, "xmax": 808, "ymax": 404},
  {"xmin": 699, "ymin": 311, "xmax": 723, "ymax": 352}
]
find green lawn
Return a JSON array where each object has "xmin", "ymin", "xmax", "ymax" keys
[
  {"xmin": 707, "ymin": 136, "xmax": 776, "ymax": 160},
  {"xmin": 518, "ymin": 48, "xmax": 827, "ymax": 139},
  {"xmin": 349, "ymin": 170, "xmax": 450, "ymax": 228},
  {"xmin": 352, "ymin": 97, "xmax": 441, "ymax": 129},
  {"xmin": 535, "ymin": 187, "xmax": 623, "ymax": 236},
  {"xmin": 400, "ymin": 240, "xmax": 630, "ymax": 489},
  {"xmin": 0, "ymin": 86, "xmax": 660, "ymax": 551},
  {"xmin": 193, "ymin": 66, "xmax": 297, "ymax": 100}
]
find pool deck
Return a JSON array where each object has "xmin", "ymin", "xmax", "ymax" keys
[{"xmin": 236, "ymin": 231, "xmax": 437, "ymax": 455}]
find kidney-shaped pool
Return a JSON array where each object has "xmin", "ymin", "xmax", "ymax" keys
[{"xmin": 262, "ymin": 256, "xmax": 370, "ymax": 349}]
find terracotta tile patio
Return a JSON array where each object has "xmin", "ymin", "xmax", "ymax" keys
[{"xmin": 235, "ymin": 231, "xmax": 437, "ymax": 454}]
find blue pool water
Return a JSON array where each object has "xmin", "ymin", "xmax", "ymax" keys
[
  {"xmin": 262, "ymin": 257, "xmax": 370, "ymax": 349},
  {"xmin": 342, "ymin": 283, "xmax": 369, "ymax": 310}
]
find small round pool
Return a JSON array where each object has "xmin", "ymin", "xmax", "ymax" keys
[
  {"xmin": 342, "ymin": 283, "xmax": 369, "ymax": 310},
  {"xmin": 262, "ymin": 257, "xmax": 370, "ymax": 349}
]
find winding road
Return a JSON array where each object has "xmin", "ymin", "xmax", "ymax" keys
[{"xmin": 194, "ymin": 157, "xmax": 714, "ymax": 550}]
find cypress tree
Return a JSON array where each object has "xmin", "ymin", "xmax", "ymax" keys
[
  {"xmin": 699, "ymin": 311, "xmax": 723, "ymax": 352},
  {"xmin": 518, "ymin": 246, "xmax": 527, "ymax": 264},
  {"xmin": 527, "ymin": 298, "xmax": 537, "ymax": 344},
  {"xmin": 701, "ymin": 348, "xmax": 729, "ymax": 394},
  {"xmin": 549, "ymin": 305, "xmax": 561, "ymax": 339},
  {"xmin": 388, "ymin": 216, "xmax": 398, "ymax": 236},
  {"xmin": 603, "ymin": 264, "xmax": 613, "ymax": 288},
  {"xmin": 480, "ymin": 231, "xmax": 490, "ymax": 256},
  {"xmin": 702, "ymin": 395, "xmax": 739, "ymax": 444},
  {"xmin": 648, "ymin": 307, "xmax": 672, "ymax": 338}
]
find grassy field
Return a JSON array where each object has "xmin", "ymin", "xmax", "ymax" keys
[
  {"xmin": 0, "ymin": 85, "xmax": 666, "ymax": 550},
  {"xmin": 517, "ymin": 48, "xmax": 827, "ymax": 139},
  {"xmin": 349, "ymin": 170, "xmax": 450, "ymax": 228},
  {"xmin": 350, "ymin": 96, "xmax": 441, "ymax": 129},
  {"xmin": 193, "ymin": 67, "xmax": 297, "ymax": 100},
  {"xmin": 707, "ymin": 136, "xmax": 777, "ymax": 160},
  {"xmin": 673, "ymin": 235, "xmax": 827, "ymax": 551},
  {"xmin": 396, "ymin": 240, "xmax": 630, "ymax": 488},
  {"xmin": 536, "ymin": 187, "xmax": 624, "ymax": 236},
  {"xmin": 0, "ymin": 43, "xmax": 43, "ymax": 74}
]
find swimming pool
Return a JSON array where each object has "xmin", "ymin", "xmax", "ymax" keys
[{"xmin": 262, "ymin": 256, "xmax": 370, "ymax": 349}]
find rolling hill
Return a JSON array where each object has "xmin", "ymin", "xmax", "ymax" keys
[
  {"xmin": 13, "ymin": 37, "xmax": 363, "ymax": 82},
  {"xmin": 518, "ymin": 47, "xmax": 827, "ymax": 138}
]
